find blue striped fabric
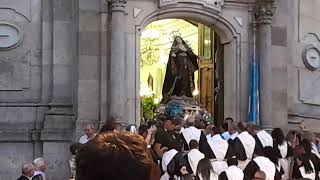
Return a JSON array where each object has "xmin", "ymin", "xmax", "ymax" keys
[{"xmin": 248, "ymin": 54, "xmax": 260, "ymax": 125}]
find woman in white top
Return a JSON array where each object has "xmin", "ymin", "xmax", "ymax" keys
[{"xmin": 196, "ymin": 158, "xmax": 218, "ymax": 180}]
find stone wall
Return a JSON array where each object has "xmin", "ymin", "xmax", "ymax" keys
[
  {"xmin": 76, "ymin": 0, "xmax": 108, "ymax": 139},
  {"xmin": 269, "ymin": 0, "xmax": 290, "ymax": 128},
  {"xmin": 0, "ymin": 0, "xmax": 78, "ymax": 179},
  {"xmin": 285, "ymin": 0, "xmax": 320, "ymax": 130}
]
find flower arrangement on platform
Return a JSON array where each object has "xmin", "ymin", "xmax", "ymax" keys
[{"xmin": 140, "ymin": 94, "xmax": 159, "ymax": 123}]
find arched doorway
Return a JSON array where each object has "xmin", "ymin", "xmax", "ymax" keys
[
  {"xmin": 139, "ymin": 19, "xmax": 224, "ymax": 124},
  {"xmin": 134, "ymin": 6, "xmax": 241, "ymax": 125}
]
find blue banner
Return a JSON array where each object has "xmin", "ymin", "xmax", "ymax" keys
[{"xmin": 248, "ymin": 54, "xmax": 260, "ymax": 125}]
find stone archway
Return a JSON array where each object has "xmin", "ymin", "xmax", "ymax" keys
[{"xmin": 133, "ymin": 5, "xmax": 241, "ymax": 123}]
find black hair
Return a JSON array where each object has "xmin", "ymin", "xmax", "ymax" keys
[
  {"xmin": 225, "ymin": 117, "xmax": 233, "ymax": 122},
  {"xmin": 238, "ymin": 122, "xmax": 247, "ymax": 132},
  {"xmin": 271, "ymin": 128, "xmax": 285, "ymax": 146},
  {"xmin": 171, "ymin": 142, "xmax": 183, "ymax": 152},
  {"xmin": 297, "ymin": 153, "xmax": 314, "ymax": 174},
  {"xmin": 70, "ymin": 143, "xmax": 82, "ymax": 155},
  {"xmin": 212, "ymin": 126, "xmax": 221, "ymax": 135},
  {"xmin": 196, "ymin": 158, "xmax": 213, "ymax": 180},
  {"xmin": 147, "ymin": 121, "xmax": 156, "ymax": 129},
  {"xmin": 263, "ymin": 146, "xmax": 279, "ymax": 165},
  {"xmin": 100, "ymin": 120, "xmax": 120, "ymax": 133},
  {"xmin": 138, "ymin": 124, "xmax": 148, "ymax": 136},
  {"xmin": 227, "ymin": 158, "xmax": 238, "ymax": 166},
  {"xmin": 222, "ymin": 123, "xmax": 228, "ymax": 132},
  {"xmin": 300, "ymin": 139, "xmax": 312, "ymax": 155},
  {"xmin": 189, "ymin": 140, "xmax": 199, "ymax": 149}
]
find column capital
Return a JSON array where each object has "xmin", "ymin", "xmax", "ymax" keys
[
  {"xmin": 108, "ymin": 0, "xmax": 127, "ymax": 12},
  {"xmin": 254, "ymin": 0, "xmax": 275, "ymax": 24}
]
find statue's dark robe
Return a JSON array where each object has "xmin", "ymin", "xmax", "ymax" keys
[{"xmin": 162, "ymin": 47, "xmax": 198, "ymax": 102}]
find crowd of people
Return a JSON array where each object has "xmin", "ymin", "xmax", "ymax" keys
[{"xmin": 17, "ymin": 116, "xmax": 320, "ymax": 180}]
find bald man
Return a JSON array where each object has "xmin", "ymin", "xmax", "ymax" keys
[{"xmin": 17, "ymin": 163, "xmax": 35, "ymax": 180}]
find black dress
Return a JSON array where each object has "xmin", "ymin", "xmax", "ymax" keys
[
  {"xmin": 162, "ymin": 47, "xmax": 198, "ymax": 100},
  {"xmin": 17, "ymin": 175, "xmax": 29, "ymax": 180}
]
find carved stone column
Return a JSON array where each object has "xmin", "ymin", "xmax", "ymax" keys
[
  {"xmin": 108, "ymin": 0, "xmax": 127, "ymax": 120},
  {"xmin": 254, "ymin": 0, "xmax": 275, "ymax": 129}
]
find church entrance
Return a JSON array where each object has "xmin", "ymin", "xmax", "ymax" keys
[{"xmin": 139, "ymin": 19, "xmax": 224, "ymax": 125}]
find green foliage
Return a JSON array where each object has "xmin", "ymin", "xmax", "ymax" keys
[{"xmin": 141, "ymin": 95, "xmax": 159, "ymax": 122}]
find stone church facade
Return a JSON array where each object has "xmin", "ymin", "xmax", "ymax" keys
[{"xmin": 0, "ymin": 0, "xmax": 319, "ymax": 179}]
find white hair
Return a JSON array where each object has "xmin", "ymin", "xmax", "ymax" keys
[
  {"xmin": 33, "ymin": 158, "xmax": 45, "ymax": 170},
  {"xmin": 85, "ymin": 123, "xmax": 95, "ymax": 129},
  {"xmin": 22, "ymin": 163, "xmax": 34, "ymax": 174}
]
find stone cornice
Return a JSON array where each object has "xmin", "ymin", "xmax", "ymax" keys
[
  {"xmin": 254, "ymin": 0, "xmax": 275, "ymax": 24},
  {"xmin": 108, "ymin": 0, "xmax": 127, "ymax": 12}
]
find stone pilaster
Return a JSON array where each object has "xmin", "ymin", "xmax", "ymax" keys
[
  {"xmin": 254, "ymin": 0, "xmax": 275, "ymax": 129},
  {"xmin": 108, "ymin": 0, "xmax": 127, "ymax": 120}
]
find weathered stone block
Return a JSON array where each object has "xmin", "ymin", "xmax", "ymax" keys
[
  {"xmin": 271, "ymin": 67, "xmax": 287, "ymax": 91},
  {"xmin": 0, "ymin": 51, "xmax": 30, "ymax": 91},
  {"xmin": 272, "ymin": 90, "xmax": 287, "ymax": 110},
  {"xmin": 299, "ymin": 68, "xmax": 320, "ymax": 105},
  {"xmin": 79, "ymin": 11, "xmax": 100, "ymax": 31},
  {"xmin": 20, "ymin": 22, "xmax": 42, "ymax": 50},
  {"xmin": 79, "ymin": 0, "xmax": 99, "ymax": 11},
  {"xmin": 78, "ymin": 102, "xmax": 99, "ymax": 120},
  {"xmin": 0, "ymin": 143, "xmax": 34, "ymax": 180},
  {"xmin": 43, "ymin": 142, "xmax": 71, "ymax": 180},
  {"xmin": 272, "ymin": 26, "xmax": 287, "ymax": 46},
  {"xmin": 44, "ymin": 115, "xmax": 74, "ymax": 129},
  {"xmin": 53, "ymin": 0, "xmax": 73, "ymax": 21},
  {"xmin": 79, "ymin": 56, "xmax": 99, "ymax": 80},
  {"xmin": 78, "ymin": 80, "xmax": 99, "ymax": 105},
  {"xmin": 0, "ymin": 107, "xmax": 36, "ymax": 123},
  {"xmin": 53, "ymin": 22, "xmax": 76, "ymax": 56},
  {"xmin": 52, "ymin": 64, "xmax": 73, "ymax": 103},
  {"xmin": 79, "ymin": 30, "xmax": 100, "ymax": 56}
]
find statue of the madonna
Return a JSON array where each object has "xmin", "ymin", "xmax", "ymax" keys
[{"xmin": 161, "ymin": 36, "xmax": 200, "ymax": 103}]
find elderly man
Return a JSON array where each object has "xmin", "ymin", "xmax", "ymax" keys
[
  {"xmin": 79, "ymin": 123, "xmax": 96, "ymax": 144},
  {"xmin": 33, "ymin": 158, "xmax": 46, "ymax": 180},
  {"xmin": 17, "ymin": 163, "xmax": 35, "ymax": 180}
]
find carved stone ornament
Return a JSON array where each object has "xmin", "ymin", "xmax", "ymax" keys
[
  {"xmin": 108, "ymin": 0, "xmax": 127, "ymax": 11},
  {"xmin": 302, "ymin": 45, "xmax": 320, "ymax": 71},
  {"xmin": 159, "ymin": 0, "xmax": 224, "ymax": 12},
  {"xmin": 0, "ymin": 22, "xmax": 23, "ymax": 50},
  {"xmin": 254, "ymin": 0, "xmax": 275, "ymax": 24}
]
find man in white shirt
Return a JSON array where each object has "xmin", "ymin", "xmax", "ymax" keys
[
  {"xmin": 79, "ymin": 123, "xmax": 96, "ymax": 144},
  {"xmin": 33, "ymin": 158, "xmax": 46, "ymax": 180}
]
